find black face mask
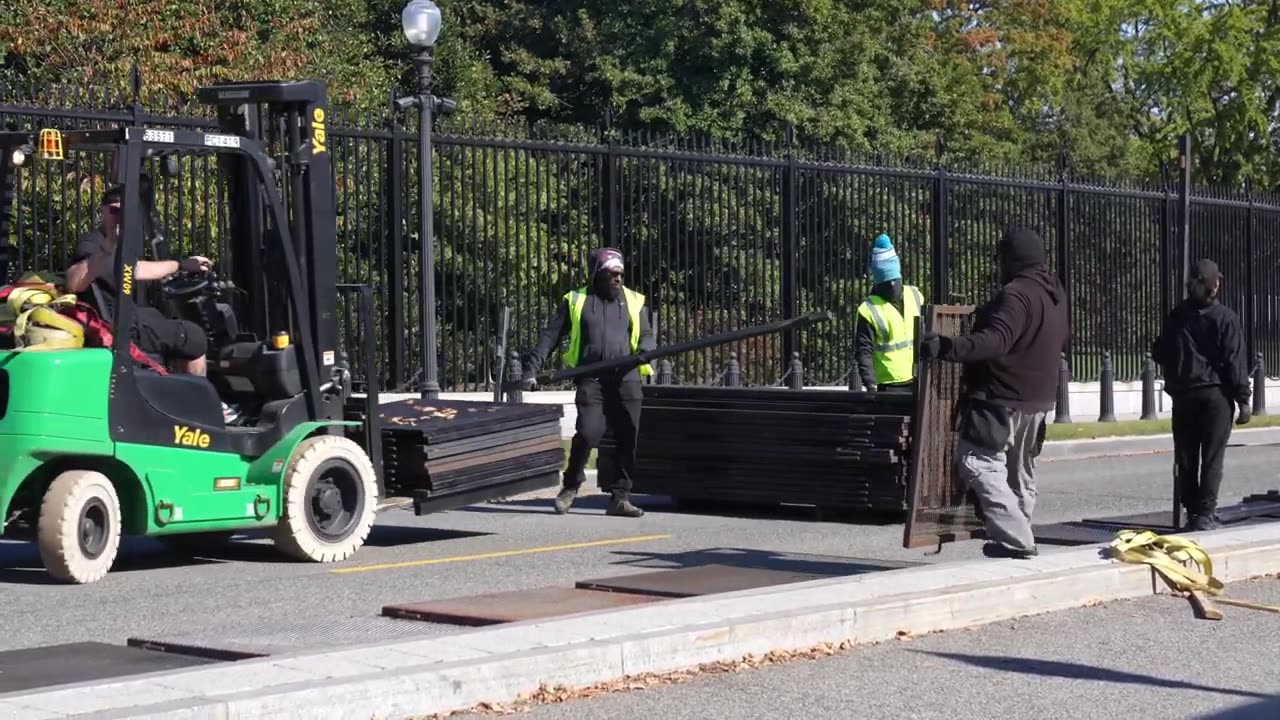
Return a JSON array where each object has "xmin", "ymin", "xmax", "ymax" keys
[
  {"xmin": 1187, "ymin": 278, "xmax": 1215, "ymax": 307},
  {"xmin": 873, "ymin": 279, "xmax": 902, "ymax": 303},
  {"xmin": 593, "ymin": 271, "xmax": 620, "ymax": 300}
]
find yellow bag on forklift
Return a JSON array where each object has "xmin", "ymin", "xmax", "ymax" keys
[{"xmin": 0, "ymin": 272, "xmax": 84, "ymax": 351}]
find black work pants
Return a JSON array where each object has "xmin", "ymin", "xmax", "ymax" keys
[
  {"xmin": 563, "ymin": 378, "xmax": 643, "ymax": 501},
  {"xmin": 1171, "ymin": 386, "xmax": 1234, "ymax": 517}
]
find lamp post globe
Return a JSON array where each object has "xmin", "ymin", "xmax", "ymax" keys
[{"xmin": 401, "ymin": 0, "xmax": 443, "ymax": 48}]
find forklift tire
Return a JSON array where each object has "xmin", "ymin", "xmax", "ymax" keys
[
  {"xmin": 272, "ymin": 435, "xmax": 377, "ymax": 563},
  {"xmin": 37, "ymin": 470, "xmax": 123, "ymax": 584}
]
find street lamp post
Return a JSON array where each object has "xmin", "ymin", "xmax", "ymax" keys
[{"xmin": 399, "ymin": 0, "xmax": 454, "ymax": 399}]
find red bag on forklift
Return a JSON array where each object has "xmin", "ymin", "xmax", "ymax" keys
[{"xmin": 0, "ymin": 278, "xmax": 168, "ymax": 374}]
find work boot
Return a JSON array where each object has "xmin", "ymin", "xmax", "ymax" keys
[
  {"xmin": 553, "ymin": 486, "xmax": 578, "ymax": 515},
  {"xmin": 1189, "ymin": 513, "xmax": 1220, "ymax": 532},
  {"xmin": 982, "ymin": 542, "xmax": 1038, "ymax": 560},
  {"xmin": 606, "ymin": 499, "xmax": 645, "ymax": 518}
]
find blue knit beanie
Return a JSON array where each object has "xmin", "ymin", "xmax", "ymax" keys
[{"xmin": 870, "ymin": 234, "xmax": 901, "ymax": 284}]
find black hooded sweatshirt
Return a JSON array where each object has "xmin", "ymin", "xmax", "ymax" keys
[
  {"xmin": 940, "ymin": 230, "xmax": 1070, "ymax": 412},
  {"xmin": 1150, "ymin": 261, "xmax": 1250, "ymax": 404},
  {"xmin": 528, "ymin": 256, "xmax": 656, "ymax": 384}
]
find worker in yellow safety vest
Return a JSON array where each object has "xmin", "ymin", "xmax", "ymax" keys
[
  {"xmin": 854, "ymin": 234, "xmax": 924, "ymax": 393},
  {"xmin": 523, "ymin": 247, "xmax": 655, "ymax": 518}
]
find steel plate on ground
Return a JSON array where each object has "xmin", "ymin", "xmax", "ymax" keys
[
  {"xmin": 1033, "ymin": 522, "xmax": 1125, "ymax": 546},
  {"xmin": 0, "ymin": 642, "xmax": 220, "ymax": 693},
  {"xmin": 574, "ymin": 564, "xmax": 837, "ymax": 598},
  {"xmin": 1081, "ymin": 499, "xmax": 1280, "ymax": 531},
  {"xmin": 383, "ymin": 586, "xmax": 664, "ymax": 626},
  {"xmin": 127, "ymin": 616, "xmax": 460, "ymax": 661}
]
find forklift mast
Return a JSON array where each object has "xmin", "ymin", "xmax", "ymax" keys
[{"xmin": 195, "ymin": 81, "xmax": 340, "ymax": 377}]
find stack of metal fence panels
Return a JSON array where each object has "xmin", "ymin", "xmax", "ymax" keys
[
  {"xmin": 378, "ymin": 399, "xmax": 564, "ymax": 501},
  {"xmin": 598, "ymin": 386, "xmax": 913, "ymax": 513}
]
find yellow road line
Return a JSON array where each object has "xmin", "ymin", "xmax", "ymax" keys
[{"xmin": 330, "ymin": 534, "xmax": 673, "ymax": 574}]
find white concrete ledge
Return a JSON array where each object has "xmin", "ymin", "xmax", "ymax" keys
[
  {"xmin": 1039, "ymin": 426, "xmax": 1280, "ymax": 461},
  {"xmin": 5, "ymin": 523, "xmax": 1280, "ymax": 719}
]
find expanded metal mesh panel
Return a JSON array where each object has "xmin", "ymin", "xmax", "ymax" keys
[{"xmin": 903, "ymin": 304, "xmax": 986, "ymax": 549}]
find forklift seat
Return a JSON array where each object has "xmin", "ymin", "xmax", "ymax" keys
[
  {"xmin": 208, "ymin": 341, "xmax": 303, "ymax": 407},
  {"xmin": 134, "ymin": 365, "xmax": 228, "ymax": 429}
]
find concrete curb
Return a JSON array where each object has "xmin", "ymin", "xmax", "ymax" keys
[
  {"xmin": 1039, "ymin": 426, "xmax": 1280, "ymax": 461},
  {"xmin": 5, "ymin": 524, "xmax": 1280, "ymax": 719}
]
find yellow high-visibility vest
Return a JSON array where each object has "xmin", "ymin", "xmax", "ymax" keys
[
  {"xmin": 562, "ymin": 286, "xmax": 654, "ymax": 376},
  {"xmin": 857, "ymin": 285, "xmax": 923, "ymax": 384}
]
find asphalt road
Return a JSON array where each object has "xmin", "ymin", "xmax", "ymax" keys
[
  {"xmin": 500, "ymin": 575, "xmax": 1280, "ymax": 720},
  {"xmin": 1, "ymin": 445, "xmax": 1278, "ymax": 654}
]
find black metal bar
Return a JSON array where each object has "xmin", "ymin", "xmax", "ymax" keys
[
  {"xmin": 780, "ymin": 125, "xmax": 799, "ymax": 373},
  {"xmin": 337, "ymin": 283, "xmax": 383, "ymax": 496},
  {"xmin": 493, "ymin": 305, "xmax": 511, "ymax": 403},
  {"xmin": 1253, "ymin": 353, "xmax": 1267, "ymax": 417},
  {"xmin": 1098, "ymin": 352, "xmax": 1116, "ymax": 422},
  {"xmin": 931, "ymin": 137, "xmax": 949, "ymax": 304},
  {"xmin": 1054, "ymin": 352, "xmax": 1073, "ymax": 423},
  {"xmin": 1180, "ymin": 134, "xmax": 1192, "ymax": 289},
  {"xmin": 507, "ymin": 311, "xmax": 833, "ymax": 390},
  {"xmin": 385, "ymin": 92, "xmax": 407, "ymax": 389},
  {"xmin": 1141, "ymin": 353, "xmax": 1158, "ymax": 420},
  {"xmin": 1245, "ymin": 181, "xmax": 1256, "ymax": 363}
]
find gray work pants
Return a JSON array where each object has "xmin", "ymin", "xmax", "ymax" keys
[{"xmin": 953, "ymin": 408, "xmax": 1048, "ymax": 552}]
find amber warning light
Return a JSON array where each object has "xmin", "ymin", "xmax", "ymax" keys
[{"xmin": 38, "ymin": 129, "xmax": 63, "ymax": 160}]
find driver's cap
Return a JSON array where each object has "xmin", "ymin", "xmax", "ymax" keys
[{"xmin": 101, "ymin": 185, "xmax": 123, "ymax": 209}]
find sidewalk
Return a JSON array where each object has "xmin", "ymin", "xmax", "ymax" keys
[{"xmin": 4, "ymin": 522, "xmax": 1278, "ymax": 719}]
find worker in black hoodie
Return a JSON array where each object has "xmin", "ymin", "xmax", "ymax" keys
[
  {"xmin": 1151, "ymin": 259, "xmax": 1251, "ymax": 532},
  {"xmin": 920, "ymin": 227, "xmax": 1070, "ymax": 559},
  {"xmin": 524, "ymin": 247, "xmax": 655, "ymax": 518}
]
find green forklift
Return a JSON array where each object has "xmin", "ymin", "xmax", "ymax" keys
[{"xmin": 0, "ymin": 81, "xmax": 564, "ymax": 584}]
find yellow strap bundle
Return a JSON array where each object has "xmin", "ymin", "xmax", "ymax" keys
[
  {"xmin": 3, "ymin": 281, "xmax": 84, "ymax": 352},
  {"xmin": 1109, "ymin": 529, "xmax": 1224, "ymax": 595},
  {"xmin": 1110, "ymin": 529, "xmax": 1280, "ymax": 616}
]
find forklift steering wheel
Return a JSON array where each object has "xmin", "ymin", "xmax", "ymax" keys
[{"xmin": 160, "ymin": 272, "xmax": 211, "ymax": 300}]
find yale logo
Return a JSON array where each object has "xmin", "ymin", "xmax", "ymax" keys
[
  {"xmin": 121, "ymin": 264, "xmax": 134, "ymax": 296},
  {"xmin": 173, "ymin": 425, "xmax": 211, "ymax": 449},
  {"xmin": 311, "ymin": 108, "xmax": 327, "ymax": 155}
]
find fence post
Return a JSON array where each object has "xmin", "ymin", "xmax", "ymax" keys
[
  {"xmin": 930, "ymin": 135, "xmax": 949, "ymax": 306},
  {"xmin": 780, "ymin": 124, "xmax": 799, "ymax": 376},
  {"xmin": 602, "ymin": 109, "xmax": 619, "ymax": 249},
  {"xmin": 1056, "ymin": 149, "xmax": 1074, "ymax": 370},
  {"xmin": 1054, "ymin": 353, "xmax": 1073, "ymax": 424},
  {"xmin": 1245, "ymin": 179, "xmax": 1256, "ymax": 365},
  {"xmin": 788, "ymin": 352, "xmax": 803, "ymax": 390},
  {"xmin": 657, "ymin": 360, "xmax": 673, "ymax": 385},
  {"xmin": 1098, "ymin": 352, "xmax": 1116, "ymax": 423},
  {"xmin": 1253, "ymin": 352, "xmax": 1267, "ymax": 417},
  {"xmin": 385, "ymin": 89, "xmax": 407, "ymax": 389},
  {"xmin": 1141, "ymin": 352, "xmax": 1158, "ymax": 420},
  {"xmin": 724, "ymin": 352, "xmax": 741, "ymax": 387},
  {"xmin": 505, "ymin": 351, "xmax": 524, "ymax": 404},
  {"xmin": 1179, "ymin": 134, "xmax": 1192, "ymax": 290}
]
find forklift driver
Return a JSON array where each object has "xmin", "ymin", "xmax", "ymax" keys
[{"xmin": 65, "ymin": 186, "xmax": 240, "ymax": 423}]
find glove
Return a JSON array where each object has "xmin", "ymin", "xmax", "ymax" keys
[
  {"xmin": 519, "ymin": 363, "xmax": 538, "ymax": 391},
  {"xmin": 1236, "ymin": 403, "xmax": 1252, "ymax": 426},
  {"xmin": 919, "ymin": 334, "xmax": 951, "ymax": 360}
]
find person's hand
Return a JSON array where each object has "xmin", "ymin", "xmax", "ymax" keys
[
  {"xmin": 519, "ymin": 361, "xmax": 539, "ymax": 391},
  {"xmin": 1236, "ymin": 403, "xmax": 1252, "ymax": 426},
  {"xmin": 180, "ymin": 256, "xmax": 212, "ymax": 274},
  {"xmin": 919, "ymin": 333, "xmax": 950, "ymax": 360}
]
